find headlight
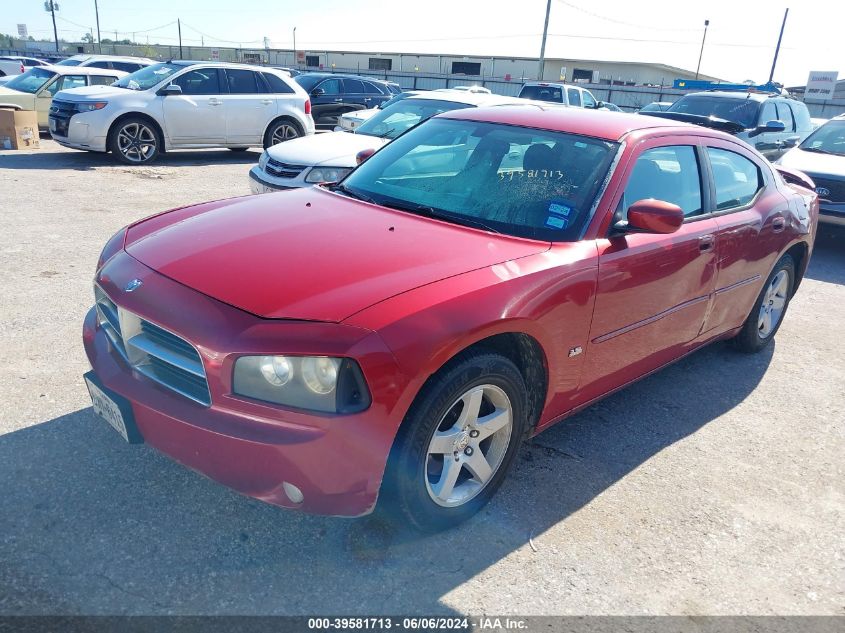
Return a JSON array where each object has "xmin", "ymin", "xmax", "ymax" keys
[
  {"xmin": 96, "ymin": 227, "xmax": 126, "ymax": 270},
  {"xmin": 76, "ymin": 101, "xmax": 108, "ymax": 112},
  {"xmin": 258, "ymin": 151, "xmax": 269, "ymax": 171},
  {"xmin": 233, "ymin": 355, "xmax": 371, "ymax": 414},
  {"xmin": 305, "ymin": 167, "xmax": 352, "ymax": 183}
]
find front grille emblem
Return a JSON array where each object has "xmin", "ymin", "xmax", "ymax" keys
[
  {"xmin": 124, "ymin": 278, "xmax": 143, "ymax": 292},
  {"xmin": 815, "ymin": 187, "xmax": 830, "ymax": 198}
]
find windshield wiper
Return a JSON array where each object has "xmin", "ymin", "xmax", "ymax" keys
[
  {"xmin": 329, "ymin": 183, "xmax": 379, "ymax": 205},
  {"xmin": 366, "ymin": 127, "xmax": 395, "ymax": 139},
  {"xmin": 800, "ymin": 146, "xmax": 836, "ymax": 155},
  {"xmin": 382, "ymin": 199, "xmax": 501, "ymax": 234}
]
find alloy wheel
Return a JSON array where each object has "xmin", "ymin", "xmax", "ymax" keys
[
  {"xmin": 117, "ymin": 123, "xmax": 157, "ymax": 163},
  {"xmin": 271, "ymin": 124, "xmax": 299, "ymax": 145},
  {"xmin": 758, "ymin": 270, "xmax": 789, "ymax": 338}
]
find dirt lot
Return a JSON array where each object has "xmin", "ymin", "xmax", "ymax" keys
[{"xmin": 1, "ymin": 139, "xmax": 843, "ymax": 616}]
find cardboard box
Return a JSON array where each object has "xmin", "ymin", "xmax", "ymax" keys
[{"xmin": 0, "ymin": 108, "xmax": 40, "ymax": 150}]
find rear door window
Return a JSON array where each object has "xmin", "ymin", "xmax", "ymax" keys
[
  {"xmin": 87, "ymin": 60, "xmax": 112, "ymax": 69},
  {"xmin": 567, "ymin": 88, "xmax": 582, "ymax": 107},
  {"xmin": 706, "ymin": 147, "xmax": 763, "ymax": 211},
  {"xmin": 225, "ymin": 69, "xmax": 261, "ymax": 94},
  {"xmin": 343, "ymin": 78, "xmax": 365, "ymax": 94},
  {"xmin": 89, "ymin": 75, "xmax": 118, "ymax": 86}
]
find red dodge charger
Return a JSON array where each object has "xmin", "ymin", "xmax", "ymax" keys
[{"xmin": 83, "ymin": 106, "xmax": 818, "ymax": 531}]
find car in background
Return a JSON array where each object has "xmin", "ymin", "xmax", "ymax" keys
[
  {"xmin": 335, "ymin": 90, "xmax": 423, "ymax": 131},
  {"xmin": 85, "ymin": 107, "xmax": 817, "ymax": 531},
  {"xmin": 55, "ymin": 54, "xmax": 155, "ymax": 73},
  {"xmin": 272, "ymin": 66, "xmax": 302, "ymax": 77},
  {"xmin": 0, "ymin": 65, "xmax": 126, "ymax": 129},
  {"xmin": 249, "ymin": 90, "xmax": 530, "ymax": 193},
  {"xmin": 778, "ymin": 115, "xmax": 845, "ymax": 226},
  {"xmin": 49, "ymin": 61, "xmax": 314, "ymax": 164},
  {"xmin": 518, "ymin": 81, "xmax": 601, "ymax": 108},
  {"xmin": 0, "ymin": 56, "xmax": 49, "ymax": 80},
  {"xmin": 638, "ymin": 101, "xmax": 672, "ymax": 113},
  {"xmin": 450, "ymin": 85, "xmax": 492, "ymax": 94},
  {"xmin": 599, "ymin": 102, "xmax": 623, "ymax": 112},
  {"xmin": 294, "ymin": 73, "xmax": 400, "ymax": 127},
  {"xmin": 648, "ymin": 90, "xmax": 814, "ymax": 161},
  {"xmin": 810, "ymin": 117, "xmax": 827, "ymax": 131}
]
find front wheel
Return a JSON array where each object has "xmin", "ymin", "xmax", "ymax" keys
[
  {"xmin": 109, "ymin": 118, "xmax": 161, "ymax": 165},
  {"xmin": 378, "ymin": 352, "xmax": 527, "ymax": 533},
  {"xmin": 263, "ymin": 119, "xmax": 302, "ymax": 148},
  {"xmin": 731, "ymin": 254, "xmax": 795, "ymax": 353}
]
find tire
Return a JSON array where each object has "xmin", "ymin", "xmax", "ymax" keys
[
  {"xmin": 378, "ymin": 352, "xmax": 528, "ymax": 533},
  {"xmin": 109, "ymin": 117, "xmax": 161, "ymax": 165},
  {"xmin": 731, "ymin": 254, "xmax": 795, "ymax": 353},
  {"xmin": 263, "ymin": 118, "xmax": 302, "ymax": 149}
]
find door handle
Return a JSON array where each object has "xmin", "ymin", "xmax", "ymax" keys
[
  {"xmin": 261, "ymin": 99, "xmax": 273, "ymax": 105},
  {"xmin": 208, "ymin": 99, "xmax": 222, "ymax": 106},
  {"xmin": 334, "ymin": 98, "xmax": 343, "ymax": 102},
  {"xmin": 699, "ymin": 235, "xmax": 715, "ymax": 252},
  {"xmin": 772, "ymin": 217, "xmax": 786, "ymax": 233}
]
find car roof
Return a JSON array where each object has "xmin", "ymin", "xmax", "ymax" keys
[
  {"xmin": 43, "ymin": 64, "xmax": 129, "ymax": 76},
  {"xmin": 65, "ymin": 54, "xmax": 155, "ymax": 63},
  {"xmin": 439, "ymin": 105, "xmax": 698, "ymax": 141},
  {"xmin": 682, "ymin": 90, "xmax": 781, "ymax": 102},
  {"xmin": 171, "ymin": 61, "xmax": 296, "ymax": 75},
  {"xmin": 406, "ymin": 90, "xmax": 529, "ymax": 107},
  {"xmin": 298, "ymin": 72, "xmax": 390, "ymax": 83}
]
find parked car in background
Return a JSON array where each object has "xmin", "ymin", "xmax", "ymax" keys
[
  {"xmin": 778, "ymin": 114, "xmax": 845, "ymax": 226},
  {"xmin": 335, "ymin": 90, "xmax": 423, "ymax": 131},
  {"xmin": 0, "ymin": 56, "xmax": 48, "ymax": 79},
  {"xmin": 518, "ymin": 81, "xmax": 601, "ymax": 108},
  {"xmin": 85, "ymin": 107, "xmax": 817, "ymax": 532},
  {"xmin": 55, "ymin": 54, "xmax": 155, "ymax": 73},
  {"xmin": 272, "ymin": 66, "xmax": 302, "ymax": 77},
  {"xmin": 810, "ymin": 117, "xmax": 827, "ymax": 131},
  {"xmin": 638, "ymin": 101, "xmax": 673, "ymax": 113},
  {"xmin": 0, "ymin": 65, "xmax": 126, "ymax": 129},
  {"xmin": 649, "ymin": 90, "xmax": 814, "ymax": 161},
  {"xmin": 49, "ymin": 61, "xmax": 314, "ymax": 164},
  {"xmin": 450, "ymin": 85, "xmax": 492, "ymax": 94},
  {"xmin": 599, "ymin": 102, "xmax": 623, "ymax": 112},
  {"xmin": 249, "ymin": 90, "xmax": 529, "ymax": 193},
  {"xmin": 294, "ymin": 73, "xmax": 400, "ymax": 127}
]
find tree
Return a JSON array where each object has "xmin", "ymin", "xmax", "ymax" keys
[{"xmin": 82, "ymin": 33, "xmax": 94, "ymax": 44}]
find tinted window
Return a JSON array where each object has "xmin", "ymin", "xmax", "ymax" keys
[
  {"xmin": 759, "ymin": 101, "xmax": 777, "ymax": 125},
  {"xmin": 316, "ymin": 78, "xmax": 341, "ymax": 95},
  {"xmin": 363, "ymin": 81, "xmax": 384, "ymax": 95},
  {"xmin": 776, "ymin": 101, "xmax": 795, "ymax": 131},
  {"xmin": 567, "ymin": 88, "xmax": 582, "ymax": 107},
  {"xmin": 55, "ymin": 59, "xmax": 82, "ymax": 66},
  {"xmin": 90, "ymin": 75, "xmax": 118, "ymax": 86},
  {"xmin": 518, "ymin": 85, "xmax": 563, "ymax": 103},
  {"xmin": 707, "ymin": 148, "xmax": 763, "ymax": 211},
  {"xmin": 622, "ymin": 146, "xmax": 703, "ymax": 217},
  {"xmin": 88, "ymin": 60, "xmax": 112, "ymax": 69},
  {"xmin": 112, "ymin": 61, "xmax": 141, "ymax": 73},
  {"xmin": 343, "ymin": 78, "xmax": 365, "ymax": 93},
  {"xmin": 668, "ymin": 96, "xmax": 760, "ymax": 128},
  {"xmin": 173, "ymin": 68, "xmax": 221, "ymax": 95},
  {"xmin": 261, "ymin": 72, "xmax": 294, "ymax": 94},
  {"xmin": 225, "ymin": 69, "xmax": 260, "ymax": 94},
  {"xmin": 23, "ymin": 59, "xmax": 41, "ymax": 67}
]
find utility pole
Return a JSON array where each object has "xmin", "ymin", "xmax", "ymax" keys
[
  {"xmin": 695, "ymin": 19, "xmax": 709, "ymax": 80},
  {"xmin": 293, "ymin": 26, "xmax": 296, "ymax": 59},
  {"xmin": 177, "ymin": 19, "xmax": 183, "ymax": 59},
  {"xmin": 45, "ymin": 1, "xmax": 60, "ymax": 52},
  {"xmin": 537, "ymin": 0, "xmax": 552, "ymax": 80},
  {"xmin": 94, "ymin": 0, "xmax": 102, "ymax": 53},
  {"xmin": 768, "ymin": 8, "xmax": 789, "ymax": 83}
]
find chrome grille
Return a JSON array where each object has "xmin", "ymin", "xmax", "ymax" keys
[
  {"xmin": 93, "ymin": 285, "xmax": 211, "ymax": 406},
  {"xmin": 265, "ymin": 158, "xmax": 307, "ymax": 179}
]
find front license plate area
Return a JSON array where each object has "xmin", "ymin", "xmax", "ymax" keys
[{"xmin": 84, "ymin": 371, "xmax": 143, "ymax": 444}]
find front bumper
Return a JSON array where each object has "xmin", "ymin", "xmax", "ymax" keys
[
  {"xmin": 248, "ymin": 166, "xmax": 307, "ymax": 194},
  {"xmin": 82, "ymin": 251, "xmax": 408, "ymax": 516},
  {"xmin": 48, "ymin": 109, "xmax": 108, "ymax": 152}
]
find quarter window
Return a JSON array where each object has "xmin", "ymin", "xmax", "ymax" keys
[
  {"xmin": 173, "ymin": 68, "xmax": 221, "ymax": 95},
  {"xmin": 622, "ymin": 146, "xmax": 703, "ymax": 217},
  {"xmin": 567, "ymin": 88, "xmax": 582, "ymax": 107},
  {"xmin": 706, "ymin": 148, "xmax": 763, "ymax": 211},
  {"xmin": 363, "ymin": 81, "xmax": 384, "ymax": 95},
  {"xmin": 261, "ymin": 72, "xmax": 294, "ymax": 94}
]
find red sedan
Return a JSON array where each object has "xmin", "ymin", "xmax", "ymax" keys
[{"xmin": 83, "ymin": 107, "xmax": 818, "ymax": 532}]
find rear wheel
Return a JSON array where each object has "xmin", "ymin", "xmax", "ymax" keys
[
  {"xmin": 109, "ymin": 117, "xmax": 161, "ymax": 165},
  {"xmin": 263, "ymin": 119, "xmax": 302, "ymax": 148},
  {"xmin": 378, "ymin": 352, "xmax": 527, "ymax": 533},
  {"xmin": 731, "ymin": 254, "xmax": 795, "ymax": 353}
]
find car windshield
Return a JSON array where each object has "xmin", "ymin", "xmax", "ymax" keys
[
  {"xmin": 667, "ymin": 96, "xmax": 760, "ymax": 128},
  {"xmin": 357, "ymin": 98, "xmax": 472, "ymax": 140},
  {"xmin": 339, "ymin": 118, "xmax": 618, "ymax": 241},
  {"xmin": 55, "ymin": 59, "xmax": 82, "ymax": 66},
  {"xmin": 5, "ymin": 67, "xmax": 56, "ymax": 94},
  {"xmin": 799, "ymin": 120, "xmax": 845, "ymax": 156},
  {"xmin": 112, "ymin": 62, "xmax": 181, "ymax": 90}
]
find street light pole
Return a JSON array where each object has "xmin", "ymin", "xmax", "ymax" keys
[
  {"xmin": 94, "ymin": 0, "xmax": 102, "ymax": 53},
  {"xmin": 46, "ymin": 1, "xmax": 60, "ymax": 52},
  {"xmin": 537, "ymin": 0, "xmax": 552, "ymax": 80},
  {"xmin": 177, "ymin": 18, "xmax": 183, "ymax": 59},
  {"xmin": 695, "ymin": 19, "xmax": 709, "ymax": 80},
  {"xmin": 293, "ymin": 27, "xmax": 297, "ymax": 65},
  {"xmin": 768, "ymin": 8, "xmax": 789, "ymax": 83}
]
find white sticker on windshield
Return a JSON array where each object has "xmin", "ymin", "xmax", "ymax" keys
[
  {"xmin": 128, "ymin": 80, "xmax": 140, "ymax": 90},
  {"xmin": 153, "ymin": 68, "xmax": 170, "ymax": 75}
]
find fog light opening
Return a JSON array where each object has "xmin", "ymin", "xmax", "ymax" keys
[{"xmin": 283, "ymin": 481, "xmax": 304, "ymax": 505}]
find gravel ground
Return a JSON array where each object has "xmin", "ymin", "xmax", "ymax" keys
[{"xmin": 0, "ymin": 139, "xmax": 843, "ymax": 616}]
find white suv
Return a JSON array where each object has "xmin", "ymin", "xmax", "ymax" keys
[
  {"xmin": 48, "ymin": 61, "xmax": 315, "ymax": 164},
  {"xmin": 54, "ymin": 54, "xmax": 156, "ymax": 73}
]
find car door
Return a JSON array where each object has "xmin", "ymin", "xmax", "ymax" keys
[
  {"xmin": 775, "ymin": 100, "xmax": 800, "ymax": 156},
  {"xmin": 566, "ymin": 87, "xmax": 582, "ymax": 108},
  {"xmin": 752, "ymin": 101, "xmax": 780, "ymax": 160},
  {"xmin": 341, "ymin": 78, "xmax": 368, "ymax": 114},
  {"xmin": 363, "ymin": 80, "xmax": 389, "ymax": 109},
  {"xmin": 578, "ymin": 139, "xmax": 718, "ymax": 403},
  {"xmin": 38, "ymin": 74, "xmax": 86, "ymax": 125},
  {"xmin": 700, "ymin": 141, "xmax": 791, "ymax": 334},
  {"xmin": 309, "ymin": 77, "xmax": 343, "ymax": 126},
  {"xmin": 581, "ymin": 89, "xmax": 597, "ymax": 109},
  {"xmin": 162, "ymin": 67, "xmax": 226, "ymax": 144},
  {"xmin": 220, "ymin": 68, "xmax": 273, "ymax": 145}
]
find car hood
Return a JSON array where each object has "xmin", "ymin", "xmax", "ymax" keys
[
  {"xmin": 265, "ymin": 130, "xmax": 389, "ymax": 168},
  {"xmin": 778, "ymin": 147, "xmax": 845, "ymax": 178},
  {"xmin": 346, "ymin": 108, "xmax": 378, "ymax": 120},
  {"xmin": 0, "ymin": 87, "xmax": 34, "ymax": 107},
  {"xmin": 125, "ymin": 188, "xmax": 549, "ymax": 322},
  {"xmin": 54, "ymin": 85, "xmax": 131, "ymax": 100}
]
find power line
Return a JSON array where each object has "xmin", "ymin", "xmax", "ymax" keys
[
  {"xmin": 179, "ymin": 21, "xmax": 261, "ymax": 45},
  {"xmin": 553, "ymin": 0, "xmax": 702, "ymax": 32}
]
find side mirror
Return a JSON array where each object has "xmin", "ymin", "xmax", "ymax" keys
[
  {"xmin": 158, "ymin": 83, "xmax": 182, "ymax": 96},
  {"xmin": 311, "ymin": 88, "xmax": 325, "ymax": 97},
  {"xmin": 614, "ymin": 199, "xmax": 684, "ymax": 235},
  {"xmin": 594, "ymin": 101, "xmax": 605, "ymax": 109},
  {"xmin": 749, "ymin": 119, "xmax": 786, "ymax": 137},
  {"xmin": 356, "ymin": 148, "xmax": 376, "ymax": 165}
]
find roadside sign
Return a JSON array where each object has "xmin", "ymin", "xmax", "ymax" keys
[
  {"xmin": 17, "ymin": 24, "xmax": 28, "ymax": 38},
  {"xmin": 296, "ymin": 51, "xmax": 305, "ymax": 63},
  {"xmin": 211, "ymin": 49, "xmax": 219, "ymax": 61},
  {"xmin": 805, "ymin": 71, "xmax": 838, "ymax": 101}
]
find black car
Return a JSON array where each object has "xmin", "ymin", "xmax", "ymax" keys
[{"xmin": 294, "ymin": 73, "xmax": 401, "ymax": 127}]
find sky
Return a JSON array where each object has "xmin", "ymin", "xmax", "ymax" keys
[{"xmin": 2, "ymin": 0, "xmax": 843, "ymax": 86}]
